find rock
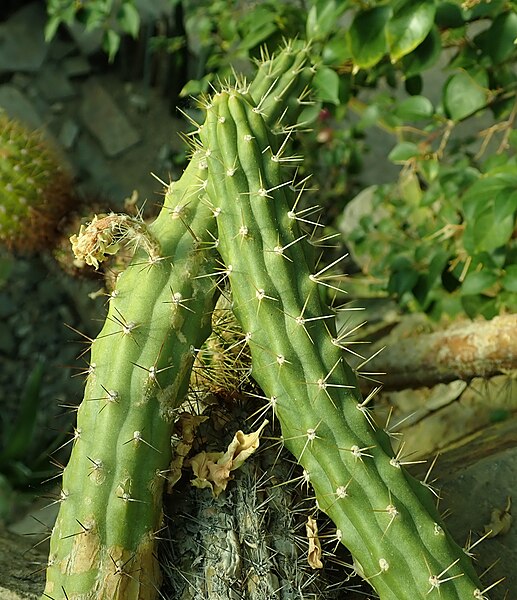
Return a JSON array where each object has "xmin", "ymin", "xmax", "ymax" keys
[
  {"xmin": 65, "ymin": 21, "xmax": 104, "ymax": 56},
  {"xmin": 0, "ymin": 527, "xmax": 45, "ymax": 599},
  {"xmin": 35, "ymin": 64, "xmax": 76, "ymax": 102},
  {"xmin": 9, "ymin": 73, "xmax": 31, "ymax": 90},
  {"xmin": 0, "ymin": 2, "xmax": 49, "ymax": 74},
  {"xmin": 80, "ymin": 79, "xmax": 140, "ymax": 157},
  {"xmin": 74, "ymin": 134, "xmax": 130, "ymax": 200},
  {"xmin": 134, "ymin": 0, "xmax": 172, "ymax": 19},
  {"xmin": 58, "ymin": 118, "xmax": 80, "ymax": 149},
  {"xmin": 434, "ymin": 418, "xmax": 517, "ymax": 600},
  {"xmin": 48, "ymin": 39, "xmax": 76, "ymax": 61},
  {"xmin": 0, "ymin": 85, "xmax": 43, "ymax": 130},
  {"xmin": 63, "ymin": 55, "xmax": 91, "ymax": 78},
  {"xmin": 0, "ymin": 85, "xmax": 73, "ymax": 172}
]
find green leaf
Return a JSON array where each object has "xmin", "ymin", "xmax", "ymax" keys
[
  {"xmin": 462, "ymin": 171, "xmax": 517, "ymax": 253},
  {"xmin": 394, "ymin": 95, "xmax": 433, "ymax": 120},
  {"xmin": 306, "ymin": 4, "xmax": 319, "ymax": 39},
  {"xmin": 402, "ymin": 26, "xmax": 442, "ymax": 77},
  {"xmin": 388, "ymin": 141, "xmax": 419, "ymax": 163},
  {"xmin": 85, "ymin": 7, "xmax": 107, "ymax": 31},
  {"xmin": 44, "ymin": 16, "xmax": 61, "ymax": 42},
  {"xmin": 419, "ymin": 156, "xmax": 440, "ymax": 182},
  {"xmin": 502, "ymin": 265, "xmax": 517, "ymax": 292},
  {"xmin": 413, "ymin": 249, "xmax": 449, "ymax": 307},
  {"xmin": 356, "ymin": 103, "xmax": 381, "ymax": 131},
  {"xmin": 443, "ymin": 70, "xmax": 489, "ymax": 121},
  {"xmin": 313, "ymin": 66, "xmax": 340, "ymax": 105},
  {"xmin": 494, "ymin": 189, "xmax": 517, "ymax": 222},
  {"xmin": 240, "ymin": 22, "xmax": 278, "ymax": 50},
  {"xmin": 483, "ymin": 11, "xmax": 517, "ymax": 64},
  {"xmin": 468, "ymin": 0, "xmax": 506, "ymax": 19},
  {"xmin": 462, "ymin": 171, "xmax": 517, "ymax": 220},
  {"xmin": 239, "ymin": 6, "xmax": 279, "ymax": 49},
  {"xmin": 465, "ymin": 206, "xmax": 514, "ymax": 253},
  {"xmin": 388, "ymin": 257, "xmax": 419, "ymax": 296},
  {"xmin": 323, "ymin": 33, "xmax": 352, "ymax": 65},
  {"xmin": 298, "ymin": 103, "xmax": 323, "ymax": 125},
  {"xmin": 180, "ymin": 73, "xmax": 213, "ymax": 97},
  {"xmin": 387, "ymin": 1, "xmax": 436, "ymax": 63},
  {"xmin": 435, "ymin": 2, "xmax": 464, "ymax": 28},
  {"xmin": 348, "ymin": 6, "xmax": 392, "ymax": 69},
  {"xmin": 405, "ymin": 74, "xmax": 423, "ymax": 95},
  {"xmin": 461, "ymin": 270, "xmax": 499, "ymax": 295},
  {"xmin": 461, "ymin": 295, "xmax": 498, "ymax": 319},
  {"xmin": 306, "ymin": 0, "xmax": 345, "ymax": 39},
  {"xmin": 103, "ymin": 29, "xmax": 121, "ymax": 62},
  {"xmin": 118, "ymin": 2, "xmax": 140, "ymax": 38}
]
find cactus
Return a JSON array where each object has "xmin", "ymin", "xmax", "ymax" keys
[
  {"xmin": 0, "ymin": 113, "xmax": 75, "ymax": 252},
  {"xmin": 191, "ymin": 294, "xmax": 253, "ymax": 395},
  {"xmin": 42, "ymin": 151, "xmax": 218, "ymax": 600},
  {"xmin": 199, "ymin": 90, "xmax": 486, "ymax": 600},
  {"xmin": 42, "ymin": 42, "xmax": 315, "ymax": 600},
  {"xmin": 163, "ymin": 413, "xmax": 350, "ymax": 600}
]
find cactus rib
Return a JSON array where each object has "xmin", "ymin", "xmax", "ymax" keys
[{"xmin": 200, "ymin": 90, "xmax": 484, "ymax": 600}]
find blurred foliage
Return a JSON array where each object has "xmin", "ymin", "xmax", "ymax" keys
[
  {"xmin": 45, "ymin": 0, "xmax": 141, "ymax": 61},
  {"xmin": 43, "ymin": 0, "xmax": 517, "ymax": 320}
]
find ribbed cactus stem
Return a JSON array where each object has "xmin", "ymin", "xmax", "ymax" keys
[
  {"xmin": 42, "ymin": 150, "xmax": 218, "ymax": 600},
  {"xmin": 200, "ymin": 90, "xmax": 484, "ymax": 600},
  {"xmin": 43, "ymin": 42, "xmax": 316, "ymax": 600}
]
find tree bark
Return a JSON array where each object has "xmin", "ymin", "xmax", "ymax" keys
[{"xmin": 363, "ymin": 314, "xmax": 517, "ymax": 390}]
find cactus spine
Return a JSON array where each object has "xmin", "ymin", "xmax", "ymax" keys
[
  {"xmin": 200, "ymin": 90, "xmax": 484, "ymax": 600},
  {"xmin": 43, "ymin": 42, "xmax": 315, "ymax": 600}
]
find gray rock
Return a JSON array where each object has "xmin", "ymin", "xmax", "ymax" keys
[
  {"xmin": 9, "ymin": 73, "xmax": 31, "ymax": 90},
  {"xmin": 0, "ymin": 527, "xmax": 44, "ymax": 599},
  {"xmin": 135, "ymin": 0, "xmax": 172, "ymax": 19},
  {"xmin": 35, "ymin": 64, "xmax": 76, "ymax": 102},
  {"xmin": 58, "ymin": 118, "xmax": 80, "ymax": 149},
  {"xmin": 0, "ymin": 85, "xmax": 43, "ymax": 130},
  {"xmin": 80, "ymin": 79, "xmax": 140, "ymax": 157},
  {"xmin": 0, "ymin": 2, "xmax": 49, "ymax": 74},
  {"xmin": 48, "ymin": 38, "xmax": 76, "ymax": 61},
  {"xmin": 0, "ymin": 323, "xmax": 15, "ymax": 354},
  {"xmin": 437, "ymin": 422, "xmax": 517, "ymax": 600},
  {"xmin": 74, "ymin": 133, "xmax": 130, "ymax": 200},
  {"xmin": 66, "ymin": 20, "xmax": 104, "ymax": 56},
  {"xmin": 0, "ymin": 85, "xmax": 74, "ymax": 174},
  {"xmin": 63, "ymin": 55, "xmax": 91, "ymax": 78}
]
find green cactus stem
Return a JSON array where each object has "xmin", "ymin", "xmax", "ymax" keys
[
  {"xmin": 0, "ymin": 113, "xmax": 76, "ymax": 252},
  {"xmin": 42, "ymin": 42, "xmax": 316, "ymax": 600},
  {"xmin": 42, "ymin": 150, "xmax": 218, "ymax": 600},
  {"xmin": 200, "ymin": 90, "xmax": 486, "ymax": 600}
]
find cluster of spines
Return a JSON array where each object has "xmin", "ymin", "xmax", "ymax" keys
[
  {"xmin": 191, "ymin": 294, "xmax": 253, "ymax": 395},
  {"xmin": 42, "ymin": 41, "xmax": 318, "ymax": 600},
  {"xmin": 0, "ymin": 112, "xmax": 76, "ymax": 252},
  {"xmin": 199, "ymin": 90, "xmax": 487, "ymax": 600}
]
